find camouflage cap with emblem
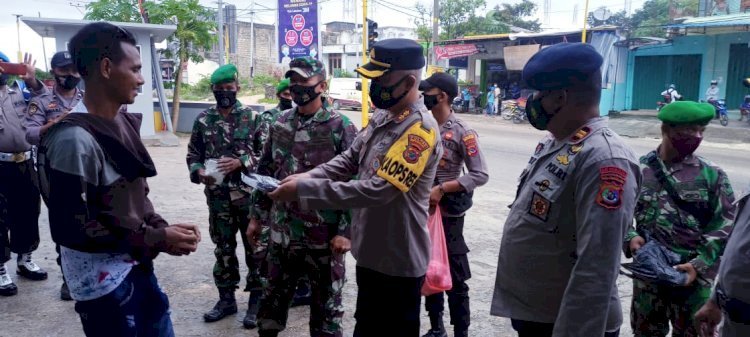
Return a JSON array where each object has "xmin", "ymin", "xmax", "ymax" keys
[
  {"xmin": 355, "ymin": 38, "xmax": 426, "ymax": 79},
  {"xmin": 285, "ymin": 57, "xmax": 326, "ymax": 80},
  {"xmin": 658, "ymin": 101, "xmax": 714, "ymax": 126},
  {"xmin": 210, "ymin": 64, "xmax": 239, "ymax": 85}
]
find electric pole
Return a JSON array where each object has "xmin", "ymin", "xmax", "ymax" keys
[
  {"xmin": 431, "ymin": 0, "xmax": 439, "ymax": 65},
  {"xmin": 250, "ymin": 0, "xmax": 255, "ymax": 77},
  {"xmin": 13, "ymin": 14, "xmax": 22, "ymax": 63},
  {"xmin": 39, "ymin": 12, "xmax": 48, "ymax": 72},
  {"xmin": 361, "ymin": 0, "xmax": 369, "ymax": 127},
  {"xmin": 217, "ymin": 0, "xmax": 225, "ymax": 66}
]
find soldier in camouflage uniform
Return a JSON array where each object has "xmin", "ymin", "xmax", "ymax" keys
[
  {"xmin": 249, "ymin": 57, "xmax": 358, "ymax": 337},
  {"xmin": 186, "ymin": 64, "xmax": 265, "ymax": 326},
  {"xmin": 625, "ymin": 101, "xmax": 737, "ymax": 337}
]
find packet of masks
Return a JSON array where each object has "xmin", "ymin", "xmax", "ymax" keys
[
  {"xmin": 241, "ymin": 173, "xmax": 280, "ymax": 193},
  {"xmin": 204, "ymin": 159, "xmax": 226, "ymax": 185}
]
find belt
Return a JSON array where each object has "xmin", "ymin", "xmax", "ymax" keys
[
  {"xmin": 0, "ymin": 151, "xmax": 32, "ymax": 163},
  {"xmin": 715, "ymin": 283, "xmax": 750, "ymax": 324}
]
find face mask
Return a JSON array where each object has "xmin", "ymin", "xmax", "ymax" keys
[
  {"xmin": 670, "ymin": 135, "xmax": 702, "ymax": 158},
  {"xmin": 290, "ymin": 81, "xmax": 322, "ymax": 107},
  {"xmin": 279, "ymin": 97, "xmax": 293, "ymax": 110},
  {"xmin": 0, "ymin": 74, "xmax": 8, "ymax": 87},
  {"xmin": 56, "ymin": 75, "xmax": 81, "ymax": 90},
  {"xmin": 525, "ymin": 93, "xmax": 556, "ymax": 131},
  {"xmin": 370, "ymin": 76, "xmax": 410, "ymax": 110},
  {"xmin": 213, "ymin": 90, "xmax": 238, "ymax": 109},
  {"xmin": 423, "ymin": 94, "xmax": 439, "ymax": 111}
]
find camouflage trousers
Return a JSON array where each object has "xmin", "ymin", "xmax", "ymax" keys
[
  {"xmin": 205, "ymin": 187, "xmax": 264, "ymax": 291},
  {"xmin": 630, "ymin": 279, "xmax": 711, "ymax": 337},
  {"xmin": 258, "ymin": 243, "xmax": 346, "ymax": 337}
]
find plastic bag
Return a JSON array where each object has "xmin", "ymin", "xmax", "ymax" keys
[
  {"xmin": 241, "ymin": 173, "xmax": 280, "ymax": 193},
  {"xmin": 620, "ymin": 240, "xmax": 688, "ymax": 287},
  {"xmin": 204, "ymin": 159, "xmax": 226, "ymax": 185},
  {"xmin": 421, "ymin": 207, "xmax": 453, "ymax": 296}
]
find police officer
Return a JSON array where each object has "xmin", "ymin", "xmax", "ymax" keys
[
  {"xmin": 268, "ymin": 39, "xmax": 443, "ymax": 337},
  {"xmin": 490, "ymin": 43, "xmax": 641, "ymax": 337},
  {"xmin": 186, "ymin": 64, "xmax": 264, "ymax": 324},
  {"xmin": 626, "ymin": 101, "xmax": 736, "ymax": 337},
  {"xmin": 418, "ymin": 72, "xmax": 488, "ymax": 337},
  {"xmin": 0, "ymin": 51, "xmax": 49, "ymax": 296},
  {"xmin": 695, "ymin": 185, "xmax": 750, "ymax": 337},
  {"xmin": 249, "ymin": 56, "xmax": 357, "ymax": 337}
]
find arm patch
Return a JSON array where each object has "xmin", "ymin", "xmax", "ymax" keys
[{"xmin": 376, "ymin": 122, "xmax": 437, "ymax": 192}]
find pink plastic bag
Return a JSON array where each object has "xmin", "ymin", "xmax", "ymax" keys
[{"xmin": 421, "ymin": 207, "xmax": 453, "ymax": 296}]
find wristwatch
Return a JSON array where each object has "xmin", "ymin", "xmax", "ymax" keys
[{"xmin": 438, "ymin": 183, "xmax": 446, "ymax": 195}]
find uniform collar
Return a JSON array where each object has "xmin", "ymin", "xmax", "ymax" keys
[
  {"xmin": 565, "ymin": 117, "xmax": 607, "ymax": 144},
  {"xmin": 293, "ymin": 106, "xmax": 332, "ymax": 124},
  {"xmin": 209, "ymin": 101, "xmax": 244, "ymax": 115}
]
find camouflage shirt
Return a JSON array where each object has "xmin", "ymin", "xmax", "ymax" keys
[
  {"xmin": 251, "ymin": 106, "xmax": 358, "ymax": 249},
  {"xmin": 186, "ymin": 103, "xmax": 262, "ymax": 192},
  {"xmin": 257, "ymin": 105, "xmax": 286, "ymax": 146},
  {"xmin": 627, "ymin": 150, "xmax": 736, "ymax": 282}
]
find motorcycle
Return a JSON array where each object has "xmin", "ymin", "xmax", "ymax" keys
[
  {"xmin": 740, "ymin": 95, "xmax": 750, "ymax": 123},
  {"xmin": 452, "ymin": 96, "xmax": 464, "ymax": 113},
  {"xmin": 656, "ymin": 94, "xmax": 672, "ymax": 111},
  {"xmin": 707, "ymin": 99, "xmax": 729, "ymax": 127},
  {"xmin": 500, "ymin": 99, "xmax": 527, "ymax": 124}
]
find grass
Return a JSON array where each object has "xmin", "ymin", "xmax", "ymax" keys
[
  {"xmin": 259, "ymin": 97, "xmax": 278, "ymax": 105},
  {"xmin": 167, "ymin": 74, "xmax": 277, "ymax": 101}
]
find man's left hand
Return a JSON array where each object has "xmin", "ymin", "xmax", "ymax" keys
[
  {"xmin": 330, "ymin": 235, "xmax": 351, "ymax": 254},
  {"xmin": 268, "ymin": 179, "xmax": 298, "ymax": 202},
  {"xmin": 429, "ymin": 186, "xmax": 443, "ymax": 208},
  {"xmin": 217, "ymin": 157, "xmax": 241, "ymax": 174},
  {"xmin": 675, "ymin": 263, "xmax": 698, "ymax": 286}
]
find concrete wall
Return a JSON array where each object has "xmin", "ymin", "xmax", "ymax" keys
[
  {"xmin": 234, "ymin": 22, "xmax": 277, "ymax": 79},
  {"xmin": 625, "ymin": 32, "xmax": 750, "ymax": 109},
  {"xmin": 54, "ymin": 26, "xmax": 156, "ymax": 137}
]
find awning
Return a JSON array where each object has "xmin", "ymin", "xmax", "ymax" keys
[{"xmin": 667, "ymin": 13, "xmax": 750, "ymax": 28}]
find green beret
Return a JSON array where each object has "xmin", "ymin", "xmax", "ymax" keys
[
  {"xmin": 211, "ymin": 64, "xmax": 238, "ymax": 85},
  {"xmin": 276, "ymin": 78, "xmax": 290, "ymax": 94},
  {"xmin": 658, "ymin": 101, "xmax": 714, "ymax": 126}
]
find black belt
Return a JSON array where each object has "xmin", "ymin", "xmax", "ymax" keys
[{"xmin": 715, "ymin": 283, "xmax": 750, "ymax": 324}]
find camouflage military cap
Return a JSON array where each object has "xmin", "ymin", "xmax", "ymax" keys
[
  {"xmin": 285, "ymin": 57, "xmax": 326, "ymax": 80},
  {"xmin": 276, "ymin": 78, "xmax": 290, "ymax": 94},
  {"xmin": 658, "ymin": 101, "xmax": 714, "ymax": 126},
  {"xmin": 211, "ymin": 64, "xmax": 239, "ymax": 85}
]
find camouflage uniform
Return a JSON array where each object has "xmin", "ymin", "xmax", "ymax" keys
[
  {"xmin": 627, "ymin": 150, "xmax": 736, "ymax": 337},
  {"xmin": 186, "ymin": 102, "xmax": 264, "ymax": 291},
  {"xmin": 253, "ymin": 106, "xmax": 357, "ymax": 337}
]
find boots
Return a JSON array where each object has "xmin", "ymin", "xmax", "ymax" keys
[
  {"xmin": 454, "ymin": 325, "xmax": 469, "ymax": 337},
  {"xmin": 0, "ymin": 264, "xmax": 17, "ymax": 297},
  {"xmin": 258, "ymin": 330, "xmax": 279, "ymax": 337},
  {"xmin": 422, "ymin": 311, "xmax": 447, "ymax": 337},
  {"xmin": 60, "ymin": 281, "xmax": 72, "ymax": 301},
  {"xmin": 243, "ymin": 290, "xmax": 263, "ymax": 329},
  {"xmin": 203, "ymin": 287, "xmax": 238, "ymax": 322},
  {"xmin": 16, "ymin": 253, "xmax": 47, "ymax": 281}
]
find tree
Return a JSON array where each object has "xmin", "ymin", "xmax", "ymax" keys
[
  {"xmin": 628, "ymin": 0, "xmax": 699, "ymax": 37},
  {"xmin": 413, "ymin": 0, "xmax": 517, "ymax": 44},
  {"xmin": 487, "ymin": 0, "xmax": 542, "ymax": 32},
  {"xmin": 587, "ymin": 10, "xmax": 630, "ymax": 28},
  {"xmin": 84, "ymin": 0, "xmax": 216, "ymax": 130}
]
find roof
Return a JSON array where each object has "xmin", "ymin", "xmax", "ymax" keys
[
  {"xmin": 667, "ymin": 13, "xmax": 750, "ymax": 28},
  {"xmin": 21, "ymin": 17, "xmax": 177, "ymax": 43},
  {"xmin": 439, "ymin": 26, "xmax": 618, "ymax": 43}
]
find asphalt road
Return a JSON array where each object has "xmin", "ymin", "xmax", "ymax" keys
[{"xmin": 2, "ymin": 111, "xmax": 749, "ymax": 337}]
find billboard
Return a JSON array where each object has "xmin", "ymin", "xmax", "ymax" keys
[{"xmin": 278, "ymin": 0, "xmax": 319, "ymax": 64}]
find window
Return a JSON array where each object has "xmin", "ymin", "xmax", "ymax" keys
[{"xmin": 329, "ymin": 54, "xmax": 342, "ymax": 74}]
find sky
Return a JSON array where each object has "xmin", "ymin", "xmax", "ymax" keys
[{"xmin": 0, "ymin": 0, "xmax": 647, "ymax": 68}]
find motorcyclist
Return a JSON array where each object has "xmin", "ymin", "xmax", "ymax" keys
[
  {"xmin": 661, "ymin": 84, "xmax": 682, "ymax": 104},
  {"xmin": 705, "ymin": 80, "xmax": 721, "ymax": 119}
]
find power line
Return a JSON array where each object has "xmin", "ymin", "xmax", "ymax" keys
[{"xmin": 371, "ymin": 0, "xmax": 423, "ymax": 20}]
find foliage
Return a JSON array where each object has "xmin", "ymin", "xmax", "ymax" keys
[
  {"xmin": 252, "ymin": 74, "xmax": 278, "ymax": 87},
  {"xmin": 35, "ymin": 68, "xmax": 52, "ymax": 80},
  {"xmin": 627, "ymin": 0, "xmax": 699, "ymax": 37},
  {"xmin": 587, "ymin": 10, "xmax": 629, "ymax": 28},
  {"xmin": 84, "ymin": 0, "xmax": 142, "ymax": 22},
  {"xmin": 333, "ymin": 69, "xmax": 355, "ymax": 78},
  {"xmin": 259, "ymin": 97, "xmax": 279, "ymax": 105},
  {"xmin": 487, "ymin": 0, "xmax": 542, "ymax": 32}
]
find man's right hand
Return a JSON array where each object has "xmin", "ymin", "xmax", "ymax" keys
[
  {"xmin": 695, "ymin": 298, "xmax": 722, "ymax": 337},
  {"xmin": 279, "ymin": 172, "xmax": 311, "ymax": 185},
  {"xmin": 246, "ymin": 219, "xmax": 262, "ymax": 247},
  {"xmin": 164, "ymin": 225, "xmax": 199, "ymax": 256},
  {"xmin": 629, "ymin": 236, "xmax": 646, "ymax": 255},
  {"xmin": 198, "ymin": 168, "xmax": 216, "ymax": 185}
]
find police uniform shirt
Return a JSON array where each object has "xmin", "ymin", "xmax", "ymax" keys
[
  {"xmin": 25, "ymin": 87, "xmax": 83, "ymax": 145},
  {"xmin": 490, "ymin": 118, "xmax": 642, "ymax": 336},
  {"xmin": 716, "ymin": 186, "xmax": 750, "ymax": 304},
  {"xmin": 0, "ymin": 84, "xmax": 33, "ymax": 153},
  {"xmin": 435, "ymin": 113, "xmax": 488, "ymax": 198}
]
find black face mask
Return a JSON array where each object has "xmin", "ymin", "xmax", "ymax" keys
[
  {"xmin": 0, "ymin": 74, "xmax": 8, "ymax": 87},
  {"xmin": 525, "ymin": 93, "xmax": 559, "ymax": 131},
  {"xmin": 56, "ymin": 75, "xmax": 81, "ymax": 90},
  {"xmin": 370, "ymin": 76, "xmax": 410, "ymax": 110},
  {"xmin": 213, "ymin": 90, "xmax": 238, "ymax": 109},
  {"xmin": 423, "ymin": 94, "xmax": 439, "ymax": 111},
  {"xmin": 290, "ymin": 81, "xmax": 323, "ymax": 107},
  {"xmin": 279, "ymin": 97, "xmax": 293, "ymax": 110}
]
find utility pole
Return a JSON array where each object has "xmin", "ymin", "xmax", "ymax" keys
[
  {"xmin": 354, "ymin": 0, "xmax": 359, "ymax": 62},
  {"xmin": 581, "ymin": 0, "xmax": 590, "ymax": 43},
  {"xmin": 250, "ymin": 0, "xmax": 255, "ymax": 77},
  {"xmin": 13, "ymin": 14, "xmax": 22, "ymax": 62},
  {"xmin": 39, "ymin": 12, "xmax": 48, "ymax": 72},
  {"xmin": 361, "ymin": 0, "xmax": 369, "ymax": 127},
  {"xmin": 431, "ymin": 0, "xmax": 439, "ymax": 65},
  {"xmin": 217, "ymin": 0, "xmax": 225, "ymax": 66}
]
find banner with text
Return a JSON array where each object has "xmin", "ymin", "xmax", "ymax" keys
[
  {"xmin": 435, "ymin": 44, "xmax": 479, "ymax": 61},
  {"xmin": 278, "ymin": 0, "xmax": 319, "ymax": 64}
]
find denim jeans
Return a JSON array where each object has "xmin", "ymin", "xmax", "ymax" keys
[{"xmin": 74, "ymin": 264, "xmax": 174, "ymax": 337}]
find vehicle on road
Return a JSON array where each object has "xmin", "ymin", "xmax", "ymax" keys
[{"xmin": 327, "ymin": 77, "xmax": 372, "ymax": 111}]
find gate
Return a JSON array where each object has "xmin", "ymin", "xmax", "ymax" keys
[{"xmin": 631, "ymin": 54, "xmax": 702, "ymax": 109}]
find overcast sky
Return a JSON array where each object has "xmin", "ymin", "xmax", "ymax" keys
[{"xmin": 0, "ymin": 0, "xmax": 646, "ymax": 68}]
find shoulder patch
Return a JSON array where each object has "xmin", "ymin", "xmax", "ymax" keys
[
  {"xmin": 28, "ymin": 102, "xmax": 40, "ymax": 115},
  {"xmin": 377, "ymin": 121, "xmax": 437, "ymax": 192},
  {"xmin": 463, "ymin": 132, "xmax": 478, "ymax": 157},
  {"xmin": 596, "ymin": 166, "xmax": 627, "ymax": 210},
  {"xmin": 394, "ymin": 109, "xmax": 412, "ymax": 123}
]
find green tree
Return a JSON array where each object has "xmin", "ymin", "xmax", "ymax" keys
[
  {"xmin": 84, "ymin": 0, "xmax": 216, "ymax": 129},
  {"xmin": 628, "ymin": 0, "xmax": 699, "ymax": 37},
  {"xmin": 413, "ymin": 0, "xmax": 517, "ymax": 44},
  {"xmin": 587, "ymin": 10, "xmax": 630, "ymax": 28},
  {"xmin": 487, "ymin": 0, "xmax": 542, "ymax": 32}
]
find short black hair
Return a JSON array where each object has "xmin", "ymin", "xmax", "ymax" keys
[{"xmin": 68, "ymin": 22, "xmax": 137, "ymax": 79}]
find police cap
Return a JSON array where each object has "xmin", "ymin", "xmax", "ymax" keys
[
  {"xmin": 51, "ymin": 51, "xmax": 74, "ymax": 68},
  {"xmin": 658, "ymin": 101, "xmax": 714, "ymax": 126},
  {"xmin": 419, "ymin": 72, "xmax": 458, "ymax": 99},
  {"xmin": 355, "ymin": 39, "xmax": 425, "ymax": 79},
  {"xmin": 210, "ymin": 64, "xmax": 239, "ymax": 85},
  {"xmin": 522, "ymin": 43, "xmax": 603, "ymax": 91}
]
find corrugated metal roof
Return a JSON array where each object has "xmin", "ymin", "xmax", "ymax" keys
[{"xmin": 668, "ymin": 13, "xmax": 750, "ymax": 28}]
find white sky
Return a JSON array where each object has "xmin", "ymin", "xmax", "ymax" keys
[{"xmin": 0, "ymin": 0, "xmax": 646, "ymax": 68}]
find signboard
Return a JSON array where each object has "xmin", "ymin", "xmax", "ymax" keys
[
  {"xmin": 503, "ymin": 44, "xmax": 540, "ymax": 71},
  {"xmin": 435, "ymin": 44, "xmax": 479, "ymax": 60},
  {"xmin": 278, "ymin": 0, "xmax": 319, "ymax": 64}
]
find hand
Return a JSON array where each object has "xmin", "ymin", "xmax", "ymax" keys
[
  {"xmin": 197, "ymin": 169, "xmax": 216, "ymax": 185},
  {"xmin": 268, "ymin": 179, "xmax": 298, "ymax": 202},
  {"xmin": 171, "ymin": 223, "xmax": 202, "ymax": 243},
  {"xmin": 217, "ymin": 157, "xmax": 241, "ymax": 174},
  {"xmin": 330, "ymin": 235, "xmax": 351, "ymax": 254},
  {"xmin": 164, "ymin": 225, "xmax": 199, "ymax": 256},
  {"xmin": 629, "ymin": 236, "xmax": 646, "ymax": 255},
  {"xmin": 280, "ymin": 172, "xmax": 311, "ymax": 185},
  {"xmin": 674, "ymin": 262, "xmax": 698, "ymax": 286},
  {"xmin": 429, "ymin": 186, "xmax": 443, "ymax": 208},
  {"xmin": 246, "ymin": 219, "xmax": 262, "ymax": 247},
  {"xmin": 695, "ymin": 298, "xmax": 722, "ymax": 337},
  {"xmin": 19, "ymin": 53, "xmax": 37, "ymax": 82}
]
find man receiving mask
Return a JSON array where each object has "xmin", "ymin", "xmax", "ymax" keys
[
  {"xmin": 626, "ymin": 101, "xmax": 736, "ymax": 337},
  {"xmin": 186, "ymin": 64, "xmax": 265, "ymax": 325}
]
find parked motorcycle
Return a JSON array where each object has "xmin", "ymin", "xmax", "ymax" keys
[
  {"xmin": 452, "ymin": 96, "xmax": 464, "ymax": 113},
  {"xmin": 740, "ymin": 95, "xmax": 750, "ymax": 123},
  {"xmin": 656, "ymin": 94, "xmax": 672, "ymax": 111},
  {"xmin": 707, "ymin": 99, "xmax": 729, "ymax": 127}
]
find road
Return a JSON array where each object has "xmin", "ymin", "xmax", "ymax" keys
[{"xmin": 3, "ymin": 111, "xmax": 749, "ymax": 337}]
